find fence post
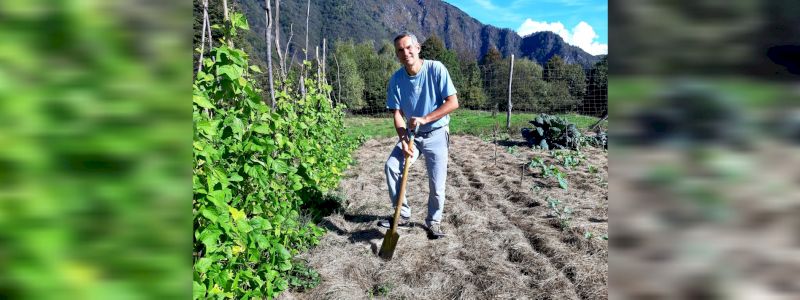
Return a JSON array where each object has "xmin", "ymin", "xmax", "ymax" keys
[{"xmin": 506, "ymin": 54, "xmax": 514, "ymax": 130}]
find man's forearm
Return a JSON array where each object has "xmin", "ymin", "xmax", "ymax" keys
[
  {"xmin": 393, "ymin": 110, "xmax": 407, "ymax": 141},
  {"xmin": 423, "ymin": 94, "xmax": 459, "ymax": 124}
]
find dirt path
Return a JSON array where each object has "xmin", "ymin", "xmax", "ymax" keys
[{"xmin": 283, "ymin": 135, "xmax": 608, "ymax": 299}]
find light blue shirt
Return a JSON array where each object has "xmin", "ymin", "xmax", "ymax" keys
[{"xmin": 386, "ymin": 60, "xmax": 457, "ymax": 132}]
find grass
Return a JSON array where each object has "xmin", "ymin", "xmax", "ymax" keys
[
  {"xmin": 344, "ymin": 109, "xmax": 606, "ymax": 140},
  {"xmin": 610, "ymin": 76, "xmax": 792, "ymax": 109}
]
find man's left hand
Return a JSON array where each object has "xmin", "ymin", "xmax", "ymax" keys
[{"xmin": 409, "ymin": 116, "xmax": 428, "ymax": 130}]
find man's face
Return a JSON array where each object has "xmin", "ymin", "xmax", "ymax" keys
[{"xmin": 394, "ymin": 36, "xmax": 420, "ymax": 67}]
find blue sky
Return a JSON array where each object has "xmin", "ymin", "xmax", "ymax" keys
[{"xmin": 442, "ymin": 0, "xmax": 607, "ymax": 55}]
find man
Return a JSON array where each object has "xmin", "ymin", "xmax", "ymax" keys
[{"xmin": 378, "ymin": 31, "xmax": 459, "ymax": 238}]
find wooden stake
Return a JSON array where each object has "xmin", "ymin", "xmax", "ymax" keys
[
  {"xmin": 506, "ymin": 54, "xmax": 514, "ymax": 130},
  {"xmin": 494, "ymin": 121, "xmax": 498, "ymax": 166}
]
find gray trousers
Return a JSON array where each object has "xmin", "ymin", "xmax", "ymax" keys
[{"xmin": 384, "ymin": 126, "xmax": 449, "ymax": 226}]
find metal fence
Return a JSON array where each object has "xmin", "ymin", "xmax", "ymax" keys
[{"xmin": 336, "ymin": 57, "xmax": 607, "ymax": 122}]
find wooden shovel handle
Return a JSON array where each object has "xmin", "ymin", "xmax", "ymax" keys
[{"xmin": 388, "ymin": 129, "xmax": 416, "ymax": 232}]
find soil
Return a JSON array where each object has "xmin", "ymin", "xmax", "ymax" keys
[
  {"xmin": 609, "ymin": 141, "xmax": 800, "ymax": 299},
  {"xmin": 281, "ymin": 135, "xmax": 608, "ymax": 299}
]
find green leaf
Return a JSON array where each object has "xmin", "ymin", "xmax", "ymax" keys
[
  {"xmin": 195, "ymin": 257, "xmax": 213, "ymax": 274},
  {"xmin": 199, "ymin": 228, "xmax": 221, "ymax": 253},
  {"xmin": 272, "ymin": 160, "xmax": 289, "ymax": 174},
  {"xmin": 217, "ymin": 65, "xmax": 243, "ymax": 80},
  {"xmin": 255, "ymin": 234, "xmax": 269, "ymax": 250},
  {"xmin": 252, "ymin": 124, "xmax": 271, "ymax": 134},
  {"xmin": 236, "ymin": 219, "xmax": 253, "ymax": 233},
  {"xmin": 200, "ymin": 208, "xmax": 219, "ymax": 224},
  {"xmin": 276, "ymin": 244, "xmax": 290, "ymax": 260},
  {"xmin": 274, "ymin": 277, "xmax": 289, "ymax": 292},
  {"xmin": 557, "ymin": 174, "xmax": 568, "ymax": 190},
  {"xmin": 251, "ymin": 216, "xmax": 272, "ymax": 230},
  {"xmin": 249, "ymin": 65, "xmax": 262, "ymax": 73},
  {"xmin": 231, "ymin": 117, "xmax": 244, "ymax": 139},
  {"xmin": 231, "ymin": 12, "xmax": 249, "ymax": 30},
  {"xmin": 291, "ymin": 181, "xmax": 303, "ymax": 191},
  {"xmin": 193, "ymin": 93, "xmax": 215, "ymax": 109},
  {"xmin": 278, "ymin": 260, "xmax": 292, "ymax": 272},
  {"xmin": 196, "ymin": 119, "xmax": 219, "ymax": 138},
  {"xmin": 206, "ymin": 190, "xmax": 229, "ymax": 209},
  {"xmin": 229, "ymin": 206, "xmax": 246, "ymax": 221},
  {"xmin": 193, "ymin": 281, "xmax": 206, "ymax": 300},
  {"xmin": 229, "ymin": 173, "xmax": 243, "ymax": 182}
]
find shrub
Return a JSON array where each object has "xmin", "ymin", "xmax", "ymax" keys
[
  {"xmin": 192, "ymin": 13, "xmax": 358, "ymax": 299},
  {"xmin": 521, "ymin": 113, "xmax": 582, "ymax": 150}
]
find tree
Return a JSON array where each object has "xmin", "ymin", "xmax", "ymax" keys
[
  {"xmin": 564, "ymin": 63, "xmax": 587, "ymax": 102},
  {"xmin": 538, "ymin": 81, "xmax": 574, "ymax": 113},
  {"xmin": 353, "ymin": 41, "xmax": 399, "ymax": 111},
  {"xmin": 420, "ymin": 34, "xmax": 446, "ymax": 60},
  {"xmin": 419, "ymin": 35, "xmax": 463, "ymax": 94},
  {"xmin": 328, "ymin": 39, "xmax": 399, "ymax": 113},
  {"xmin": 585, "ymin": 56, "xmax": 608, "ymax": 116},
  {"xmin": 459, "ymin": 59, "xmax": 488, "ymax": 109},
  {"xmin": 544, "ymin": 55, "xmax": 566, "ymax": 82},
  {"xmin": 490, "ymin": 57, "xmax": 544, "ymax": 111},
  {"xmin": 331, "ymin": 40, "xmax": 366, "ymax": 110},
  {"xmin": 480, "ymin": 47, "xmax": 502, "ymax": 66},
  {"xmin": 438, "ymin": 50, "xmax": 463, "ymax": 97},
  {"xmin": 509, "ymin": 58, "xmax": 543, "ymax": 111},
  {"xmin": 479, "ymin": 47, "xmax": 504, "ymax": 109}
]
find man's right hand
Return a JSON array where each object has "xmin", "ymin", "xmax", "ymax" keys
[{"xmin": 401, "ymin": 138, "xmax": 414, "ymax": 157}]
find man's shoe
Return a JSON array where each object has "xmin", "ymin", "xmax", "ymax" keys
[
  {"xmin": 377, "ymin": 216, "xmax": 413, "ymax": 229},
  {"xmin": 428, "ymin": 224, "xmax": 446, "ymax": 238}
]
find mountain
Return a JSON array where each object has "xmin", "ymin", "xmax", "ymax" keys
[
  {"xmin": 237, "ymin": 0, "xmax": 601, "ymax": 68},
  {"xmin": 520, "ymin": 31, "xmax": 602, "ymax": 68}
]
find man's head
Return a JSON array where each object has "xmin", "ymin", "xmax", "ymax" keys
[{"xmin": 393, "ymin": 31, "xmax": 421, "ymax": 67}]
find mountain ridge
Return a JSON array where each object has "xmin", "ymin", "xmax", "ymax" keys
[{"xmin": 238, "ymin": 0, "xmax": 601, "ymax": 68}]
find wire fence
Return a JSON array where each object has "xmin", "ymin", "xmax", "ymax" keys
[{"xmin": 335, "ymin": 58, "xmax": 607, "ymax": 121}]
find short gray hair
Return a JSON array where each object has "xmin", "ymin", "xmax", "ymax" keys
[{"xmin": 393, "ymin": 31, "xmax": 419, "ymax": 45}]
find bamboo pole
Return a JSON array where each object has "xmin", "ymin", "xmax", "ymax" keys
[
  {"xmin": 196, "ymin": 0, "xmax": 209, "ymax": 75},
  {"xmin": 334, "ymin": 54, "xmax": 341, "ymax": 106},
  {"xmin": 300, "ymin": 0, "xmax": 310, "ymax": 98},
  {"xmin": 283, "ymin": 23, "xmax": 293, "ymax": 79},
  {"xmin": 265, "ymin": 0, "xmax": 276, "ymax": 107},
  {"xmin": 274, "ymin": 0, "xmax": 285, "ymax": 79},
  {"xmin": 315, "ymin": 46, "xmax": 321, "ymax": 90},
  {"xmin": 222, "ymin": 0, "xmax": 232, "ymax": 47}
]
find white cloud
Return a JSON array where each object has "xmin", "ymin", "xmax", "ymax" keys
[{"xmin": 516, "ymin": 19, "xmax": 608, "ymax": 55}]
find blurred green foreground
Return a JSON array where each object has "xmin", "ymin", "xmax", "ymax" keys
[{"xmin": 0, "ymin": 1, "xmax": 190, "ymax": 299}]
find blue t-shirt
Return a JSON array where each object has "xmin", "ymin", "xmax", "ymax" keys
[{"xmin": 386, "ymin": 60, "xmax": 457, "ymax": 132}]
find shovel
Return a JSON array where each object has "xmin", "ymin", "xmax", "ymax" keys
[{"xmin": 378, "ymin": 125, "xmax": 418, "ymax": 260}]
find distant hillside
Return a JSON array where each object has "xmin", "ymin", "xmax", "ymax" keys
[
  {"xmin": 520, "ymin": 31, "xmax": 602, "ymax": 68},
  {"xmin": 237, "ymin": 0, "xmax": 601, "ymax": 68}
]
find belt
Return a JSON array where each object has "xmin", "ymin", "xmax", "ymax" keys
[{"xmin": 417, "ymin": 125, "xmax": 447, "ymax": 138}]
